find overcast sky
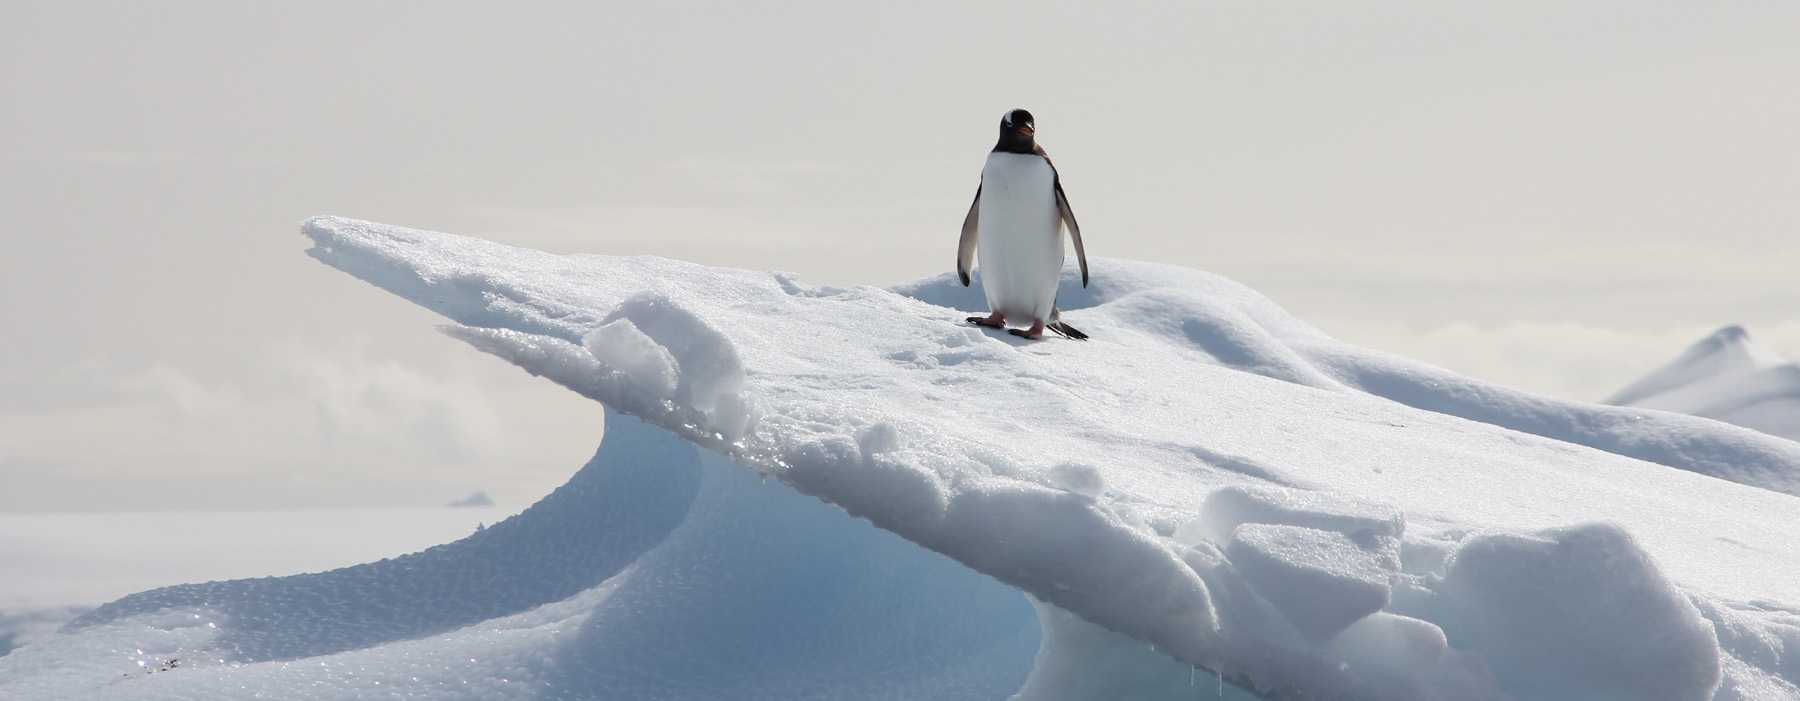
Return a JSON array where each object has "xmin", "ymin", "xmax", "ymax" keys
[{"xmin": 3, "ymin": 2, "xmax": 1796, "ymax": 512}]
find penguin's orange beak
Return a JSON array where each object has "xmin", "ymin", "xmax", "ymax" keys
[{"xmin": 1017, "ymin": 125, "xmax": 1035, "ymax": 138}]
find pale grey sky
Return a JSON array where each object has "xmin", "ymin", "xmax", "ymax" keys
[{"xmin": 2, "ymin": 1, "xmax": 1796, "ymax": 511}]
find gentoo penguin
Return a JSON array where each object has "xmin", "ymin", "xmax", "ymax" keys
[{"xmin": 957, "ymin": 108, "xmax": 1089, "ymax": 340}]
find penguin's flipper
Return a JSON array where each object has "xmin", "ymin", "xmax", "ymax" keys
[
  {"xmin": 1053, "ymin": 176, "xmax": 1088, "ymax": 288},
  {"xmin": 957, "ymin": 183, "xmax": 982, "ymax": 286}
]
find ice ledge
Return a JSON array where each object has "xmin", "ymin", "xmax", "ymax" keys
[{"xmin": 300, "ymin": 216, "xmax": 1800, "ymax": 699}]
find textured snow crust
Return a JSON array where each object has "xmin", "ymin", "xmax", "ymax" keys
[
  {"xmin": 903, "ymin": 274, "xmax": 1800, "ymax": 496},
  {"xmin": 1608, "ymin": 325, "xmax": 1800, "ymax": 443},
  {"xmin": 9, "ymin": 216, "xmax": 1800, "ymax": 700}
]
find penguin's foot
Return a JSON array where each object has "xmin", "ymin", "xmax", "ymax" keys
[
  {"xmin": 967, "ymin": 313, "xmax": 1006, "ymax": 329},
  {"xmin": 1008, "ymin": 321, "xmax": 1046, "ymax": 340}
]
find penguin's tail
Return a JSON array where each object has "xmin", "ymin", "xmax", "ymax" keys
[
  {"xmin": 1046, "ymin": 305, "xmax": 1089, "ymax": 341},
  {"xmin": 1047, "ymin": 321, "xmax": 1089, "ymax": 341}
]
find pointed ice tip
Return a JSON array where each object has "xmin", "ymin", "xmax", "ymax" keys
[
  {"xmin": 300, "ymin": 214, "xmax": 338, "ymax": 237},
  {"xmin": 1709, "ymin": 325, "xmax": 1750, "ymax": 343},
  {"xmin": 1671, "ymin": 325, "xmax": 1749, "ymax": 357},
  {"xmin": 1685, "ymin": 324, "xmax": 1757, "ymax": 357}
]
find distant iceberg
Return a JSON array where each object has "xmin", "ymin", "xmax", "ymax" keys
[
  {"xmin": 1608, "ymin": 325, "xmax": 1800, "ymax": 443},
  {"xmin": 446, "ymin": 491, "xmax": 496, "ymax": 508}
]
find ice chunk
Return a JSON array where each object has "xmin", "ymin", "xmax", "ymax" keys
[
  {"xmin": 583, "ymin": 317, "xmax": 679, "ymax": 400},
  {"xmin": 600, "ymin": 294, "xmax": 742, "ymax": 410},
  {"xmin": 1226, "ymin": 524, "xmax": 1392, "ymax": 642},
  {"xmin": 1047, "ymin": 463, "xmax": 1105, "ymax": 500},
  {"xmin": 1183, "ymin": 486, "xmax": 1403, "ymax": 562},
  {"xmin": 1692, "ymin": 597, "xmax": 1800, "ymax": 693},
  {"xmin": 590, "ymin": 293, "xmax": 757, "ymax": 440},
  {"xmin": 1440, "ymin": 522, "xmax": 1722, "ymax": 701},
  {"xmin": 934, "ymin": 482, "xmax": 1222, "ymax": 662},
  {"xmin": 1399, "ymin": 532, "xmax": 1460, "ymax": 576},
  {"xmin": 1325, "ymin": 612, "xmax": 1501, "ymax": 701},
  {"xmin": 856, "ymin": 422, "xmax": 901, "ymax": 457}
]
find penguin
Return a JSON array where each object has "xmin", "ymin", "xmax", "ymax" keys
[{"xmin": 957, "ymin": 108, "xmax": 1089, "ymax": 341}]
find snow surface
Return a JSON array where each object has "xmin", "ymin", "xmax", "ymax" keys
[
  {"xmin": 1608, "ymin": 325, "xmax": 1800, "ymax": 443},
  {"xmin": 7, "ymin": 215, "xmax": 1800, "ymax": 700}
]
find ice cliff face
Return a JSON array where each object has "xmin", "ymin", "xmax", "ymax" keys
[{"xmin": 6, "ymin": 216, "xmax": 1800, "ymax": 700}]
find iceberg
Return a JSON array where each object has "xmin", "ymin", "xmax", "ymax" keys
[
  {"xmin": 1608, "ymin": 325, "xmax": 1800, "ymax": 444},
  {"xmin": 6, "ymin": 215, "xmax": 1800, "ymax": 700}
]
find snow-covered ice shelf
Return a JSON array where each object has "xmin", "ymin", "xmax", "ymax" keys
[{"xmin": 6, "ymin": 216, "xmax": 1800, "ymax": 700}]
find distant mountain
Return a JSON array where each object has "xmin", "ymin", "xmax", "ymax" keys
[{"xmin": 1607, "ymin": 325, "xmax": 1800, "ymax": 442}]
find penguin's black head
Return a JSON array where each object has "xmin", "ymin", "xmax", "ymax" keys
[{"xmin": 994, "ymin": 108, "xmax": 1037, "ymax": 153}]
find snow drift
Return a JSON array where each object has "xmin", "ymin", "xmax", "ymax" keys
[
  {"xmin": 7, "ymin": 216, "xmax": 1800, "ymax": 700},
  {"xmin": 1608, "ymin": 325, "xmax": 1800, "ymax": 444}
]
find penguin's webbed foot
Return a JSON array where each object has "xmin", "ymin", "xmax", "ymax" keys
[
  {"xmin": 967, "ymin": 314, "xmax": 1006, "ymax": 329},
  {"xmin": 1010, "ymin": 320, "xmax": 1046, "ymax": 340}
]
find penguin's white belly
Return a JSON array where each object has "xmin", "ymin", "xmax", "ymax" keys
[{"xmin": 976, "ymin": 153, "xmax": 1062, "ymax": 325}]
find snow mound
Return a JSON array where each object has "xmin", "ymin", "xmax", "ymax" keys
[
  {"xmin": 11, "ymin": 215, "xmax": 1800, "ymax": 699},
  {"xmin": 1441, "ymin": 523, "xmax": 1722, "ymax": 701},
  {"xmin": 1609, "ymin": 326, "xmax": 1800, "ymax": 443}
]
